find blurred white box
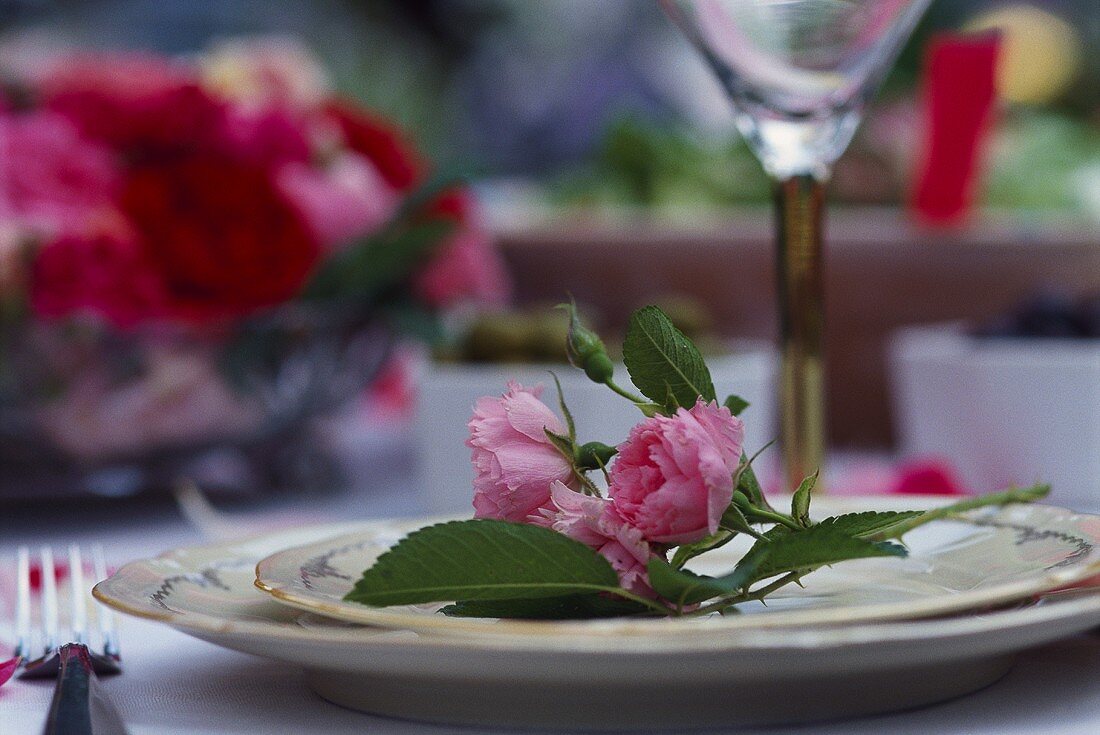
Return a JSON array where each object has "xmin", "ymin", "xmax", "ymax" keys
[
  {"xmin": 890, "ymin": 324, "xmax": 1100, "ymax": 512},
  {"xmin": 415, "ymin": 344, "xmax": 778, "ymax": 515}
]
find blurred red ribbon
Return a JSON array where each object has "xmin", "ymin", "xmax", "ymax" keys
[{"xmin": 910, "ymin": 32, "xmax": 1002, "ymax": 226}]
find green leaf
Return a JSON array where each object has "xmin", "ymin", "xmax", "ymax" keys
[
  {"xmin": 647, "ymin": 559, "xmax": 722, "ymax": 606},
  {"xmin": 737, "ymin": 525, "xmax": 907, "ymax": 585},
  {"xmin": 576, "ymin": 441, "xmax": 617, "ymax": 471},
  {"xmin": 304, "ymin": 219, "xmax": 454, "ymax": 302},
  {"xmin": 723, "ymin": 394, "xmax": 750, "ymax": 416},
  {"xmin": 867, "ymin": 484, "xmax": 1051, "ymax": 540},
  {"xmin": 670, "ymin": 528, "xmax": 737, "ymax": 569},
  {"xmin": 718, "ymin": 503, "xmax": 762, "ymax": 538},
  {"xmin": 791, "ymin": 470, "xmax": 818, "ymax": 527},
  {"xmin": 440, "ymin": 595, "xmax": 649, "ymax": 619},
  {"xmin": 648, "ymin": 554, "xmax": 766, "ymax": 606},
  {"xmin": 381, "ymin": 301, "xmax": 444, "ymax": 344},
  {"xmin": 736, "ymin": 455, "xmax": 773, "ymax": 511},
  {"xmin": 816, "ymin": 511, "xmax": 923, "ymax": 539},
  {"xmin": 344, "ymin": 520, "xmax": 621, "ymax": 606},
  {"xmin": 622, "ymin": 305, "xmax": 716, "ymax": 411}
]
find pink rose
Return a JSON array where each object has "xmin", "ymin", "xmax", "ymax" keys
[
  {"xmin": 467, "ymin": 381, "xmax": 577, "ymax": 522},
  {"xmin": 277, "ymin": 152, "xmax": 399, "ymax": 248},
  {"xmin": 413, "ymin": 201, "xmax": 512, "ymax": 308},
  {"xmin": 534, "ymin": 481, "xmax": 657, "ymax": 598},
  {"xmin": 0, "ymin": 111, "xmax": 119, "ymax": 235},
  {"xmin": 609, "ymin": 399, "xmax": 744, "ymax": 545},
  {"xmin": 220, "ymin": 106, "xmax": 312, "ymax": 168}
]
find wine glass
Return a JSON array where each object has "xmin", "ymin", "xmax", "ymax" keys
[{"xmin": 659, "ymin": 0, "xmax": 932, "ymax": 488}]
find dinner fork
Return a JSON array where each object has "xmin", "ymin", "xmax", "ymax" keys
[{"xmin": 14, "ymin": 544, "xmax": 130, "ymax": 735}]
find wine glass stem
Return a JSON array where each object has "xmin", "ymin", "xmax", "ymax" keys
[{"xmin": 774, "ymin": 172, "xmax": 826, "ymax": 489}]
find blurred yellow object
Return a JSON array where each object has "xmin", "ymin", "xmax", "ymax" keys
[
  {"xmin": 964, "ymin": 5, "xmax": 1082, "ymax": 105},
  {"xmin": 199, "ymin": 36, "xmax": 331, "ymax": 112}
]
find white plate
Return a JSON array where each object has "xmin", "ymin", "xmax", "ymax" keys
[
  {"xmin": 254, "ymin": 500, "xmax": 1100, "ymax": 638},
  {"xmin": 95, "ymin": 518, "xmax": 1100, "ymax": 729}
]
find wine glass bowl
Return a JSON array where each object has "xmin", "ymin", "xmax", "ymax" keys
[{"xmin": 661, "ymin": 0, "xmax": 931, "ymax": 174}]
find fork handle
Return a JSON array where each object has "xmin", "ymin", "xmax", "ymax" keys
[{"xmin": 44, "ymin": 644, "xmax": 129, "ymax": 735}]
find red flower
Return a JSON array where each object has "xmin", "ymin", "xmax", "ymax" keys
[
  {"xmin": 41, "ymin": 52, "xmax": 226, "ymax": 159},
  {"xmin": 429, "ymin": 189, "xmax": 474, "ymax": 222},
  {"xmin": 893, "ymin": 460, "xmax": 970, "ymax": 496},
  {"xmin": 322, "ymin": 98, "xmax": 424, "ymax": 191},
  {"xmin": 30, "ymin": 220, "xmax": 168, "ymax": 329},
  {"xmin": 119, "ymin": 156, "xmax": 320, "ymax": 321}
]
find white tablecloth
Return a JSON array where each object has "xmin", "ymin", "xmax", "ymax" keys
[{"xmin": 3, "ymin": 448, "xmax": 1100, "ymax": 734}]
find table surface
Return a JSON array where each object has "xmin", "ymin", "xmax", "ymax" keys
[{"xmin": 3, "ymin": 443, "xmax": 1100, "ymax": 735}]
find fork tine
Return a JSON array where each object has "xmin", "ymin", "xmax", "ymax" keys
[
  {"xmin": 15, "ymin": 546, "xmax": 30, "ymax": 660},
  {"xmin": 68, "ymin": 545, "xmax": 86, "ymax": 646},
  {"xmin": 40, "ymin": 546, "xmax": 59, "ymax": 655},
  {"xmin": 92, "ymin": 544, "xmax": 120, "ymax": 659}
]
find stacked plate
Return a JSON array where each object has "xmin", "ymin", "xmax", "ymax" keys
[{"xmin": 94, "ymin": 497, "xmax": 1100, "ymax": 730}]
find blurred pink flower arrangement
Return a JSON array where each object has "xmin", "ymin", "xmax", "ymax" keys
[
  {"xmin": 1, "ymin": 38, "xmax": 507, "ymax": 324},
  {"xmin": 0, "ymin": 38, "xmax": 509, "ymax": 484}
]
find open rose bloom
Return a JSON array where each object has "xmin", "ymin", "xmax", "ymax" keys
[
  {"xmin": 610, "ymin": 399, "xmax": 744, "ymax": 545},
  {"xmin": 0, "ymin": 38, "xmax": 510, "ymax": 478}
]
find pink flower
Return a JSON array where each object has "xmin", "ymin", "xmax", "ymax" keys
[
  {"xmin": 413, "ymin": 195, "xmax": 511, "ymax": 309},
  {"xmin": 535, "ymin": 481, "xmax": 657, "ymax": 598},
  {"xmin": 467, "ymin": 381, "xmax": 577, "ymax": 522},
  {"xmin": 815, "ymin": 456, "xmax": 972, "ymax": 497},
  {"xmin": 220, "ymin": 106, "xmax": 312, "ymax": 168},
  {"xmin": 0, "ymin": 111, "xmax": 119, "ymax": 235},
  {"xmin": 277, "ymin": 152, "xmax": 399, "ymax": 248},
  {"xmin": 609, "ymin": 399, "xmax": 744, "ymax": 545}
]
